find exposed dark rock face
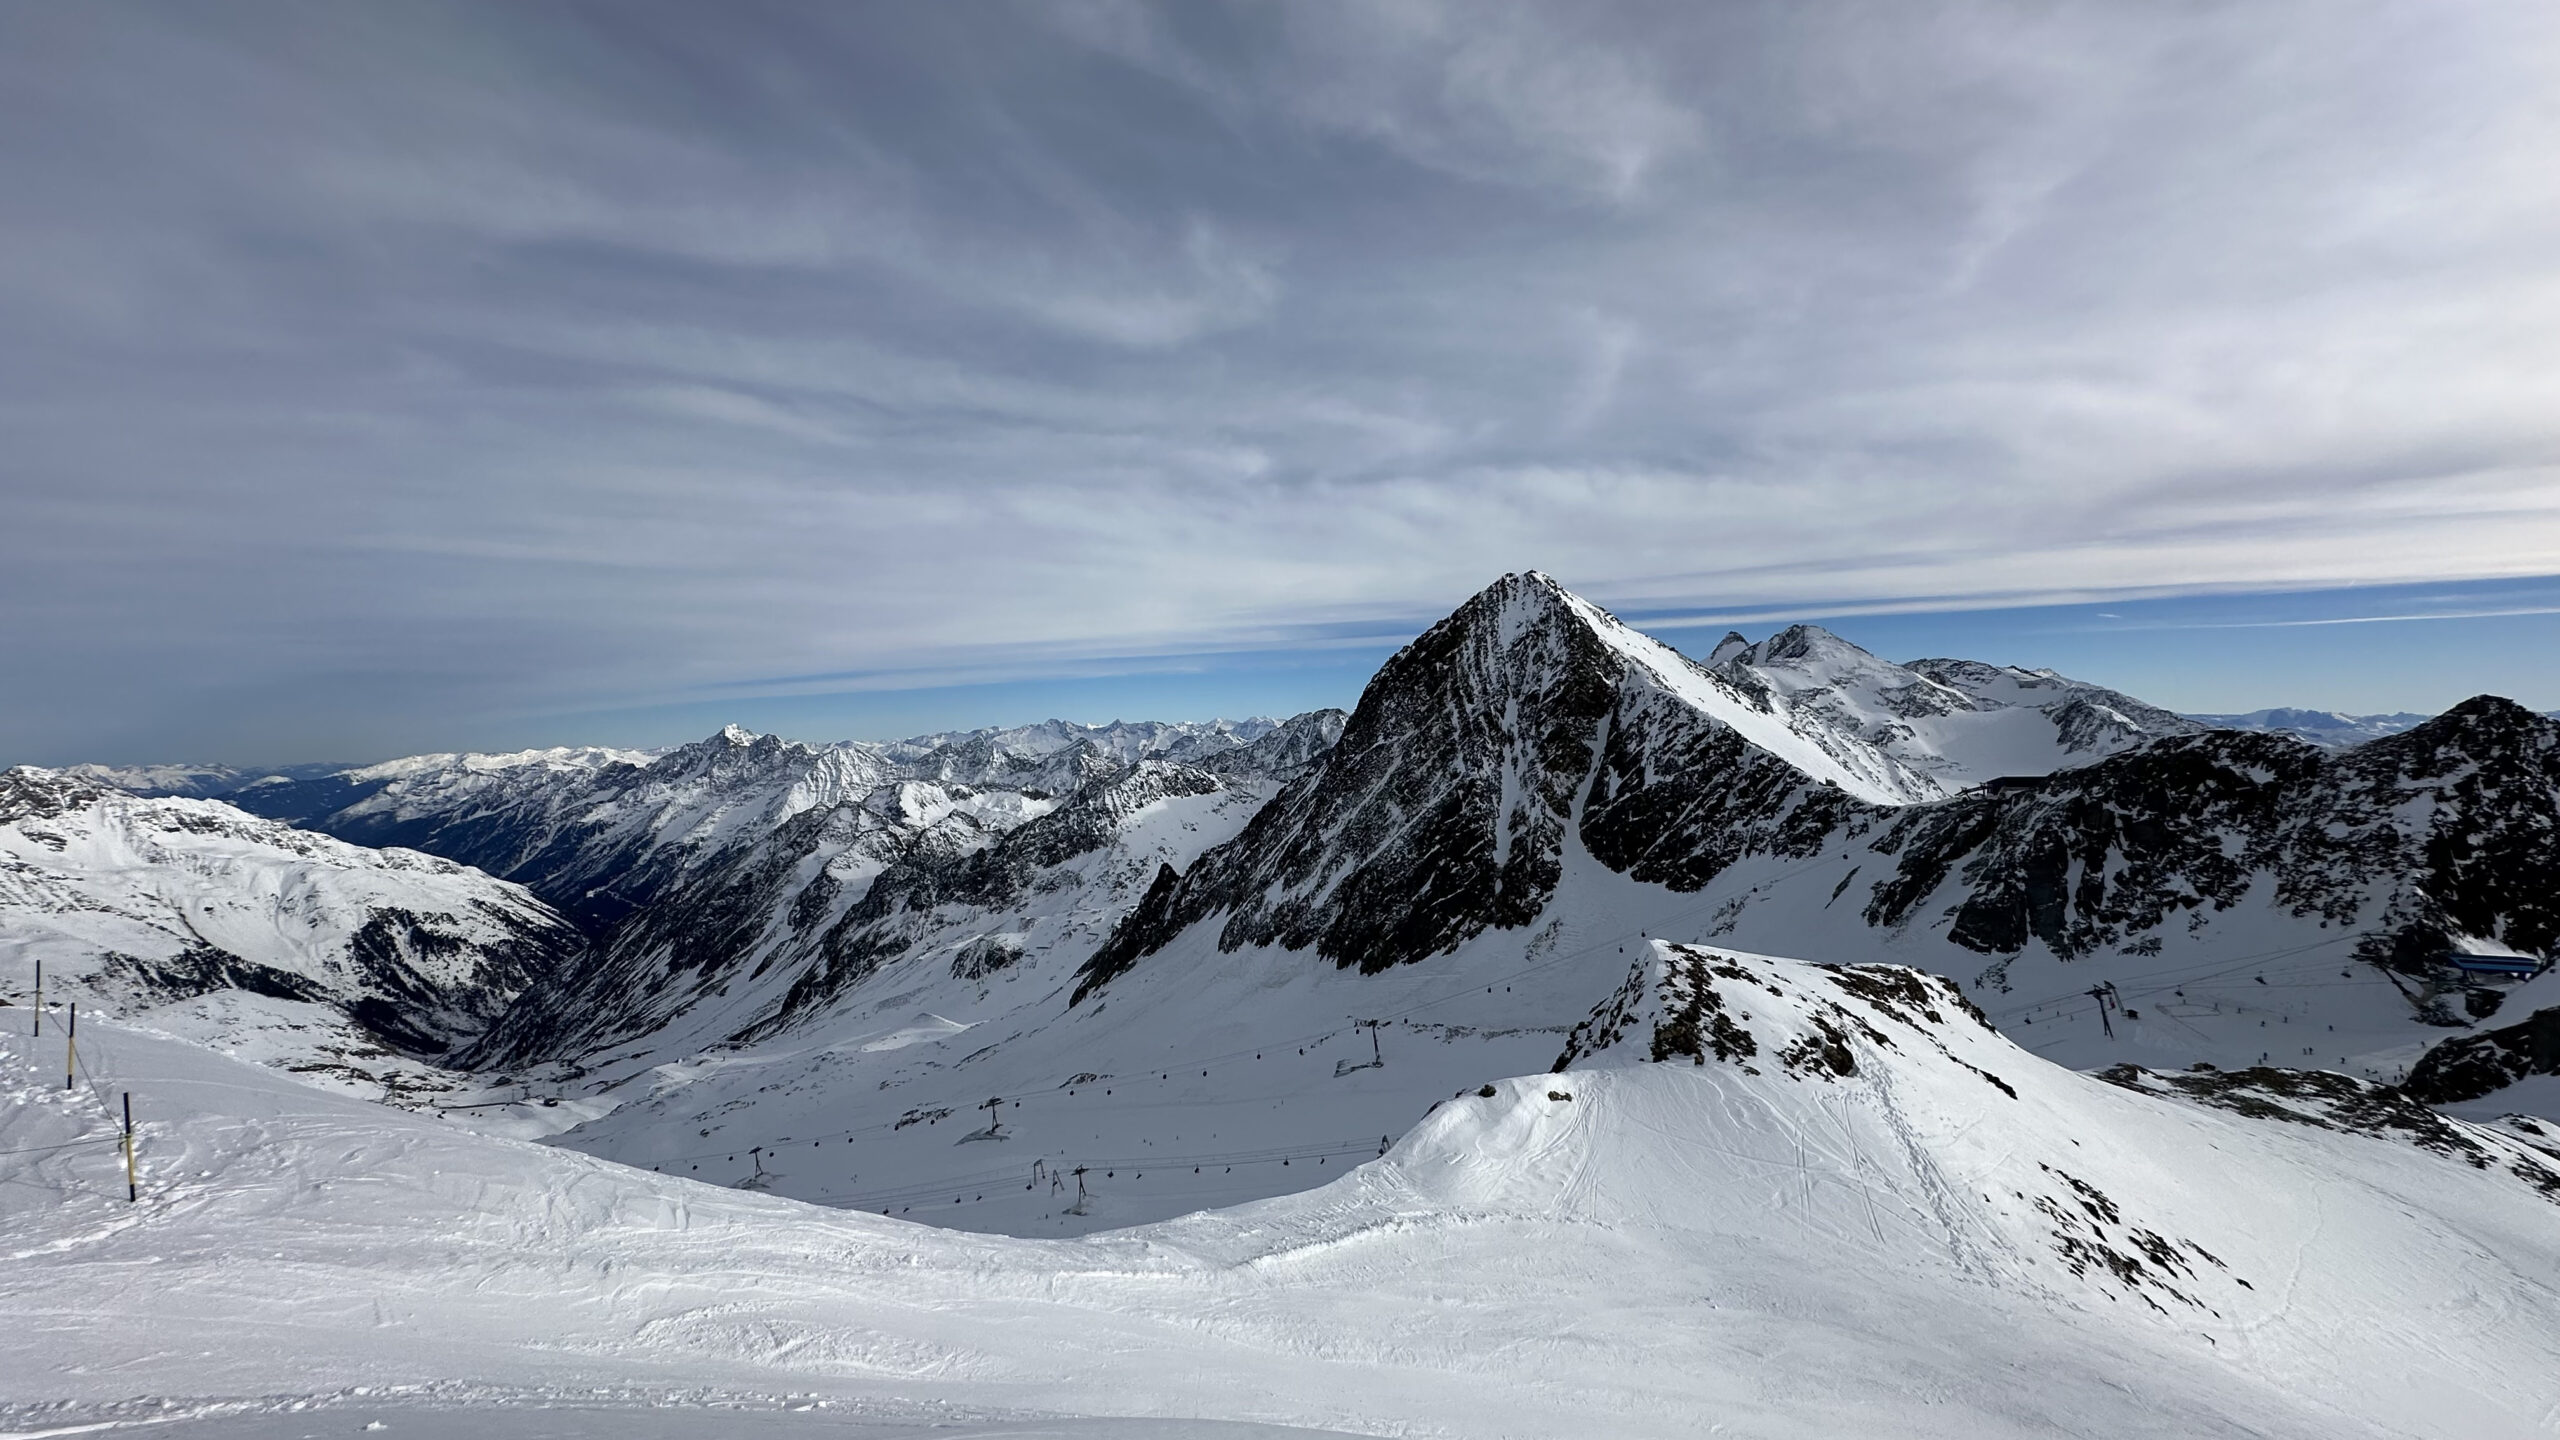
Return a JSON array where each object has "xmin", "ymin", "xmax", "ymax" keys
[
  {"xmin": 745, "ymin": 763, "xmax": 1230, "ymax": 1040},
  {"xmin": 2101, "ymin": 1063, "xmax": 2560, "ymax": 1199},
  {"xmin": 1079, "ymin": 573, "xmax": 1809, "ymax": 999},
  {"xmin": 1857, "ymin": 732, "xmax": 2331, "ymax": 960},
  {"xmin": 465, "ymin": 743, "xmax": 1312, "ymax": 1066},
  {"xmin": 97, "ymin": 943, "xmax": 336, "ymax": 1008},
  {"xmin": 2405, "ymin": 1006, "xmax": 2560, "ymax": 1105},
  {"xmin": 1854, "ymin": 697, "xmax": 2560, "ymax": 969},
  {"xmin": 1075, "ymin": 576, "xmax": 2560, "ymax": 1035},
  {"xmin": 1079, "ymin": 575, "xmax": 1882, "ymax": 1001},
  {"xmin": 1576, "ymin": 682, "xmax": 1867, "ymax": 892},
  {"xmin": 2331, "ymin": 696, "xmax": 2560, "ymax": 965},
  {"xmin": 0, "ymin": 767, "xmax": 111, "ymax": 823}
]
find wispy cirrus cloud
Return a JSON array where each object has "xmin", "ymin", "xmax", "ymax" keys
[{"xmin": 4, "ymin": 0, "xmax": 2559, "ymax": 761}]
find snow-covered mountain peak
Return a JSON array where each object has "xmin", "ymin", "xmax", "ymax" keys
[
  {"xmin": 1741, "ymin": 622, "xmax": 1878, "ymax": 669},
  {"xmin": 1071, "ymin": 576, "xmax": 1932, "ymax": 997},
  {"xmin": 1702, "ymin": 634, "xmax": 2204, "ymax": 796},
  {"xmin": 1420, "ymin": 573, "xmax": 1937, "ymax": 805},
  {"xmin": 658, "ymin": 723, "xmax": 832, "ymax": 779}
]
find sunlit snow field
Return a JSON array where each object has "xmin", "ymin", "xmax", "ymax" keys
[{"xmin": 7, "ymin": 947, "xmax": 2557, "ymax": 1440}]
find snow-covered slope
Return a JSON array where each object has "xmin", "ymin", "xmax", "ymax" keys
[
  {"xmin": 1710, "ymin": 629, "xmax": 2202, "ymax": 797},
  {"xmin": 0, "ymin": 768, "xmax": 584, "ymax": 1096},
  {"xmin": 7, "ymin": 949, "xmax": 2558, "ymax": 1438},
  {"xmin": 466, "ymin": 755, "xmax": 1295, "ymax": 1069}
]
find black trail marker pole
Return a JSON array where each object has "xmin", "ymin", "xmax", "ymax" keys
[
  {"xmin": 30, "ymin": 958, "xmax": 39, "ymax": 1036},
  {"xmin": 122, "ymin": 1092, "xmax": 137, "ymax": 1203},
  {"xmin": 65, "ymin": 1001, "xmax": 77, "ymax": 1090}
]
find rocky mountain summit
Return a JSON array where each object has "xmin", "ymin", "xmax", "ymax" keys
[{"xmin": 1080, "ymin": 575, "xmax": 2559, "ymax": 1099}]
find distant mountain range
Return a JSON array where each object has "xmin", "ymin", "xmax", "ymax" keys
[
  {"xmin": 6, "ymin": 573, "xmax": 2556, "ymax": 1239},
  {"xmin": 2180, "ymin": 706, "xmax": 2438, "ymax": 747}
]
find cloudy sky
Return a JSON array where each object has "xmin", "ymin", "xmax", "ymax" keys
[{"xmin": 7, "ymin": 1, "xmax": 2559, "ymax": 764}]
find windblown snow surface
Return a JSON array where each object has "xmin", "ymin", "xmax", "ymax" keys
[{"xmin": 6, "ymin": 941, "xmax": 2558, "ymax": 1439}]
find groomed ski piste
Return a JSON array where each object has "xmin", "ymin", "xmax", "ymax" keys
[{"xmin": 8, "ymin": 942, "xmax": 2557, "ymax": 1440}]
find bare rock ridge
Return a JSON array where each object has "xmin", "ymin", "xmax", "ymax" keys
[{"xmin": 1073, "ymin": 571, "xmax": 1882, "ymax": 999}]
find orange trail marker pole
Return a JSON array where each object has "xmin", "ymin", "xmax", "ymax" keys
[{"xmin": 65, "ymin": 1001, "xmax": 77, "ymax": 1090}]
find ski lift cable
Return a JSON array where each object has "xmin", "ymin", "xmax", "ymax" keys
[{"xmin": 639, "ymin": 877, "xmax": 1776, "ymax": 1166}]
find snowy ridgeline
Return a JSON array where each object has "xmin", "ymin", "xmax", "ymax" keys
[
  {"xmin": 5, "ymin": 945, "xmax": 2557, "ymax": 1438},
  {"xmin": 10, "ymin": 572, "xmax": 2560, "ymax": 1246}
]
